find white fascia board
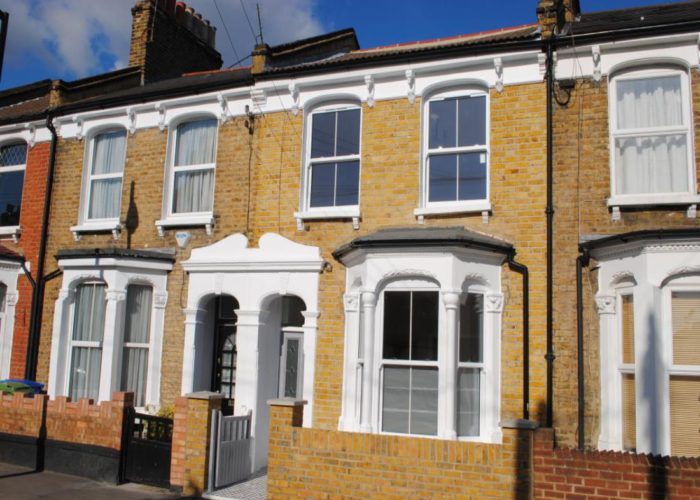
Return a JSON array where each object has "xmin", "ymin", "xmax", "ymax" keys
[
  {"xmin": 181, "ymin": 260, "xmax": 324, "ymax": 273},
  {"xmin": 57, "ymin": 256, "xmax": 173, "ymax": 272},
  {"xmin": 554, "ymin": 32, "xmax": 700, "ymax": 80},
  {"xmin": 0, "ymin": 122, "xmax": 51, "ymax": 145}
]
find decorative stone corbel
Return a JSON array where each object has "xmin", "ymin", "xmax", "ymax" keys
[
  {"xmin": 482, "ymin": 210, "xmax": 490, "ymax": 224},
  {"xmin": 416, "ymin": 214, "xmax": 425, "ymax": 224},
  {"xmin": 217, "ymin": 93, "xmax": 231, "ymax": 123},
  {"xmin": 595, "ymin": 294, "xmax": 616, "ymax": 315},
  {"xmin": 26, "ymin": 124, "xmax": 36, "ymax": 148},
  {"xmin": 153, "ymin": 292, "xmax": 168, "ymax": 309},
  {"xmin": 250, "ymin": 89, "xmax": 267, "ymax": 108},
  {"xmin": 289, "ymin": 82, "xmax": 300, "ymax": 116},
  {"xmin": 6, "ymin": 292, "xmax": 18, "ymax": 307},
  {"xmin": 155, "ymin": 102, "xmax": 167, "ymax": 131},
  {"xmin": 688, "ymin": 204, "xmax": 697, "ymax": 219},
  {"xmin": 592, "ymin": 45, "xmax": 602, "ymax": 82},
  {"xmin": 485, "ymin": 293, "xmax": 504, "ymax": 313},
  {"xmin": 73, "ymin": 116, "xmax": 84, "ymax": 141},
  {"xmin": 157, "ymin": 225, "xmax": 165, "ymax": 238},
  {"xmin": 494, "ymin": 57, "xmax": 504, "ymax": 93},
  {"xmin": 71, "ymin": 228, "xmax": 81, "ymax": 242},
  {"xmin": 365, "ymin": 75, "xmax": 375, "ymax": 108},
  {"xmin": 405, "ymin": 69, "xmax": 416, "ymax": 105},
  {"xmin": 111, "ymin": 226, "xmax": 121, "ymax": 241},
  {"xmin": 352, "ymin": 216, "xmax": 360, "ymax": 230},
  {"xmin": 11, "ymin": 226, "xmax": 20, "ymax": 244},
  {"xmin": 126, "ymin": 108, "xmax": 136, "ymax": 134},
  {"xmin": 205, "ymin": 221, "xmax": 213, "ymax": 236},
  {"xmin": 296, "ymin": 217, "xmax": 305, "ymax": 231},
  {"xmin": 611, "ymin": 206, "xmax": 621, "ymax": 222},
  {"xmin": 538, "ymin": 53, "xmax": 547, "ymax": 80}
]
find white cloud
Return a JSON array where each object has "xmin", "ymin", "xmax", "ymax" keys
[{"xmin": 0, "ymin": 0, "xmax": 326, "ymax": 82}]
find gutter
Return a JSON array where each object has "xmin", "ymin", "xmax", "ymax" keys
[
  {"xmin": 24, "ymin": 113, "xmax": 59, "ymax": 380},
  {"xmin": 507, "ymin": 251, "xmax": 530, "ymax": 420}
]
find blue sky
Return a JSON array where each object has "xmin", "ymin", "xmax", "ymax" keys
[{"xmin": 0, "ymin": 0, "xmax": 682, "ymax": 91}]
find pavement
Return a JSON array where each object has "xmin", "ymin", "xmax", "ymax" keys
[{"xmin": 0, "ymin": 462, "xmax": 190, "ymax": 499}]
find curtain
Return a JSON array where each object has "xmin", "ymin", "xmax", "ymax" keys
[
  {"xmin": 615, "ymin": 76, "xmax": 688, "ymax": 194},
  {"xmin": 69, "ymin": 284, "xmax": 106, "ymax": 401},
  {"xmin": 175, "ymin": 119, "xmax": 217, "ymax": 166},
  {"xmin": 121, "ymin": 285, "xmax": 152, "ymax": 407},
  {"xmin": 457, "ymin": 368, "xmax": 480, "ymax": 437},
  {"xmin": 89, "ymin": 131, "xmax": 125, "ymax": 219},
  {"xmin": 92, "ymin": 131, "xmax": 126, "ymax": 175},
  {"xmin": 89, "ymin": 178, "xmax": 122, "ymax": 219},
  {"xmin": 173, "ymin": 170, "xmax": 214, "ymax": 213},
  {"xmin": 382, "ymin": 366, "xmax": 438, "ymax": 436}
]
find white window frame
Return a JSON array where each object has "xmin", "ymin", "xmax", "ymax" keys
[
  {"xmin": 0, "ymin": 140, "xmax": 27, "ymax": 240},
  {"xmin": 607, "ymin": 66, "xmax": 699, "ymax": 207},
  {"xmin": 615, "ymin": 286, "xmax": 636, "ymax": 451},
  {"xmin": 295, "ymin": 101, "xmax": 362, "ymax": 226},
  {"xmin": 415, "ymin": 87, "xmax": 491, "ymax": 218},
  {"xmin": 71, "ymin": 127, "xmax": 127, "ymax": 239},
  {"xmin": 156, "ymin": 115, "xmax": 219, "ymax": 235},
  {"xmin": 48, "ymin": 256, "xmax": 171, "ymax": 410}
]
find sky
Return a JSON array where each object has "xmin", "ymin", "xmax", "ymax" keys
[{"xmin": 0, "ymin": 0, "xmax": 684, "ymax": 90}]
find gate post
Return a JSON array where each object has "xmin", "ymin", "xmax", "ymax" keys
[{"xmin": 170, "ymin": 391, "xmax": 223, "ymax": 496}]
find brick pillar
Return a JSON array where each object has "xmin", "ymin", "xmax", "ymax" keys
[
  {"xmin": 170, "ymin": 391, "xmax": 223, "ymax": 496},
  {"xmin": 267, "ymin": 399, "xmax": 305, "ymax": 494},
  {"xmin": 501, "ymin": 419, "xmax": 540, "ymax": 500}
]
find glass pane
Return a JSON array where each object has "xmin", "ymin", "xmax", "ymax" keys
[
  {"xmin": 428, "ymin": 154, "xmax": 457, "ymax": 202},
  {"xmin": 615, "ymin": 135, "xmax": 688, "ymax": 195},
  {"xmin": 0, "ymin": 283, "xmax": 6, "ymax": 313},
  {"xmin": 121, "ymin": 347, "xmax": 148, "ymax": 407},
  {"xmin": 309, "ymin": 162, "xmax": 335, "ymax": 207},
  {"xmin": 383, "ymin": 291, "xmax": 411, "ymax": 360},
  {"xmin": 672, "ymin": 291, "xmax": 700, "ymax": 366},
  {"xmin": 172, "ymin": 169, "xmax": 214, "ymax": 213},
  {"xmin": 458, "ymin": 153, "xmax": 487, "ymax": 201},
  {"xmin": 284, "ymin": 338, "xmax": 300, "ymax": 398},
  {"xmin": 617, "ymin": 75, "xmax": 682, "ymax": 129},
  {"xmin": 382, "ymin": 366, "xmax": 409, "ymax": 434},
  {"xmin": 0, "ymin": 170, "xmax": 24, "ymax": 226},
  {"xmin": 73, "ymin": 284, "xmax": 106, "ymax": 342},
  {"xmin": 457, "ymin": 368, "xmax": 480, "ymax": 437},
  {"xmin": 670, "ymin": 376, "xmax": 700, "ymax": 457},
  {"xmin": 429, "ymin": 99, "xmax": 456, "ymax": 149},
  {"xmin": 124, "ymin": 285, "xmax": 152, "ymax": 343},
  {"xmin": 621, "ymin": 295, "xmax": 635, "ymax": 365},
  {"xmin": 410, "ymin": 367, "xmax": 438, "ymax": 436},
  {"xmin": 92, "ymin": 130, "xmax": 126, "ymax": 175},
  {"xmin": 89, "ymin": 178, "xmax": 122, "ymax": 219},
  {"xmin": 281, "ymin": 296, "xmax": 305, "ymax": 327},
  {"xmin": 0, "ymin": 143, "xmax": 26, "ymax": 167},
  {"xmin": 622, "ymin": 373, "xmax": 636, "ymax": 451},
  {"xmin": 336, "ymin": 109, "xmax": 361, "ymax": 156},
  {"xmin": 69, "ymin": 346, "xmax": 102, "ymax": 401},
  {"xmin": 459, "ymin": 293, "xmax": 483, "ymax": 363},
  {"xmin": 217, "ymin": 295, "xmax": 239, "ymax": 320},
  {"xmin": 457, "ymin": 96, "xmax": 486, "ymax": 146},
  {"xmin": 175, "ymin": 119, "xmax": 217, "ymax": 166},
  {"xmin": 310, "ymin": 112, "xmax": 335, "ymax": 158},
  {"xmin": 411, "ymin": 292, "xmax": 438, "ymax": 361},
  {"xmin": 335, "ymin": 160, "xmax": 359, "ymax": 206}
]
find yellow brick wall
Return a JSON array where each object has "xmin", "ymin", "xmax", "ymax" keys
[
  {"xmin": 551, "ymin": 73, "xmax": 700, "ymax": 447},
  {"xmin": 38, "ymin": 82, "xmax": 548, "ymax": 432}
]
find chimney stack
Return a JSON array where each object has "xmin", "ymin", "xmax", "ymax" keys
[
  {"xmin": 129, "ymin": 0, "xmax": 222, "ymax": 84},
  {"xmin": 537, "ymin": 0, "xmax": 580, "ymax": 38}
]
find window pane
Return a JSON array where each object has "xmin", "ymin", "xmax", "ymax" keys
[
  {"xmin": 0, "ymin": 283, "xmax": 6, "ymax": 313},
  {"xmin": 622, "ymin": 373, "xmax": 636, "ymax": 451},
  {"xmin": 73, "ymin": 284, "xmax": 106, "ymax": 342},
  {"xmin": 175, "ymin": 119, "xmax": 217, "ymax": 166},
  {"xmin": 383, "ymin": 291, "xmax": 411, "ymax": 360},
  {"xmin": 428, "ymin": 154, "xmax": 457, "ymax": 202},
  {"xmin": 615, "ymin": 135, "xmax": 688, "ymax": 195},
  {"xmin": 335, "ymin": 160, "xmax": 359, "ymax": 206},
  {"xmin": 672, "ymin": 291, "xmax": 700, "ymax": 366},
  {"xmin": 617, "ymin": 75, "xmax": 682, "ymax": 129},
  {"xmin": 457, "ymin": 96, "xmax": 486, "ymax": 146},
  {"xmin": 217, "ymin": 295, "xmax": 239, "ymax": 320},
  {"xmin": 0, "ymin": 143, "xmax": 26, "ymax": 167},
  {"xmin": 309, "ymin": 163, "xmax": 335, "ymax": 207},
  {"xmin": 382, "ymin": 366, "xmax": 409, "ymax": 434},
  {"xmin": 69, "ymin": 346, "xmax": 101, "ymax": 401},
  {"xmin": 124, "ymin": 285, "xmax": 152, "ymax": 343},
  {"xmin": 336, "ymin": 109, "xmax": 361, "ymax": 156},
  {"xmin": 670, "ymin": 376, "xmax": 700, "ymax": 457},
  {"xmin": 411, "ymin": 292, "xmax": 438, "ymax": 361},
  {"xmin": 429, "ymin": 99, "xmax": 456, "ymax": 149},
  {"xmin": 281, "ymin": 296, "xmax": 305, "ymax": 327},
  {"xmin": 89, "ymin": 178, "xmax": 122, "ymax": 219},
  {"xmin": 310, "ymin": 112, "xmax": 335, "ymax": 158},
  {"xmin": 284, "ymin": 338, "xmax": 300, "ymax": 398},
  {"xmin": 458, "ymin": 153, "xmax": 487, "ymax": 201},
  {"xmin": 92, "ymin": 130, "xmax": 126, "ymax": 175},
  {"xmin": 621, "ymin": 295, "xmax": 635, "ymax": 365},
  {"xmin": 460, "ymin": 293, "xmax": 483, "ymax": 363},
  {"xmin": 173, "ymin": 169, "xmax": 214, "ymax": 213},
  {"xmin": 457, "ymin": 368, "xmax": 480, "ymax": 437},
  {"xmin": 410, "ymin": 367, "xmax": 438, "ymax": 436},
  {"xmin": 121, "ymin": 347, "xmax": 148, "ymax": 407},
  {"xmin": 0, "ymin": 170, "xmax": 24, "ymax": 226}
]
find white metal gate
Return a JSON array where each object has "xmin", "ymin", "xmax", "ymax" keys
[{"xmin": 208, "ymin": 410, "xmax": 252, "ymax": 491}]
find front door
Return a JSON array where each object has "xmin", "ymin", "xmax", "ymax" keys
[{"xmin": 212, "ymin": 295, "xmax": 238, "ymax": 407}]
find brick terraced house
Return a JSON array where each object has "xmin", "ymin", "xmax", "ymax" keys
[{"xmin": 0, "ymin": 0, "xmax": 699, "ymax": 497}]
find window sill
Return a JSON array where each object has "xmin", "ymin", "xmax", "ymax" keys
[
  {"xmin": 0, "ymin": 225, "xmax": 21, "ymax": 243},
  {"xmin": 607, "ymin": 194, "xmax": 700, "ymax": 220},
  {"xmin": 70, "ymin": 222, "xmax": 121, "ymax": 241},
  {"xmin": 414, "ymin": 202, "xmax": 492, "ymax": 224},
  {"xmin": 294, "ymin": 207, "xmax": 361, "ymax": 230},
  {"xmin": 155, "ymin": 215, "xmax": 215, "ymax": 237}
]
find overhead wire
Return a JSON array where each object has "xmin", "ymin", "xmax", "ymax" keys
[{"xmin": 213, "ymin": 0, "xmax": 242, "ymax": 66}]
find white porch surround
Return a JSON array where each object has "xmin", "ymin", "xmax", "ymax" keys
[
  {"xmin": 335, "ymin": 228, "xmax": 507, "ymax": 444},
  {"xmin": 592, "ymin": 234, "xmax": 700, "ymax": 456},
  {"xmin": 0, "ymin": 259, "xmax": 22, "ymax": 380},
  {"xmin": 47, "ymin": 250, "xmax": 173, "ymax": 407},
  {"xmin": 180, "ymin": 233, "xmax": 323, "ymax": 471}
]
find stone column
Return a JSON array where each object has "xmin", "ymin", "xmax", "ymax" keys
[
  {"xmin": 99, "ymin": 289, "xmax": 126, "ymax": 402},
  {"xmin": 442, "ymin": 290, "xmax": 460, "ymax": 440},
  {"xmin": 595, "ymin": 293, "xmax": 618, "ymax": 450},
  {"xmin": 180, "ymin": 307, "xmax": 203, "ymax": 395},
  {"xmin": 360, "ymin": 291, "xmax": 376, "ymax": 433},
  {"xmin": 48, "ymin": 289, "xmax": 74, "ymax": 398},
  {"xmin": 300, "ymin": 310, "xmax": 319, "ymax": 428}
]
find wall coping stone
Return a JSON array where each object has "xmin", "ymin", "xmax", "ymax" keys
[
  {"xmin": 185, "ymin": 391, "xmax": 223, "ymax": 401},
  {"xmin": 501, "ymin": 418, "xmax": 539, "ymax": 430},
  {"xmin": 268, "ymin": 398, "xmax": 308, "ymax": 407}
]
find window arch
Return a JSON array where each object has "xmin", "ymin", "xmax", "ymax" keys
[{"xmin": 0, "ymin": 141, "xmax": 27, "ymax": 227}]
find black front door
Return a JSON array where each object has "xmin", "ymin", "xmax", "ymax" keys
[{"xmin": 211, "ymin": 295, "xmax": 238, "ymax": 403}]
